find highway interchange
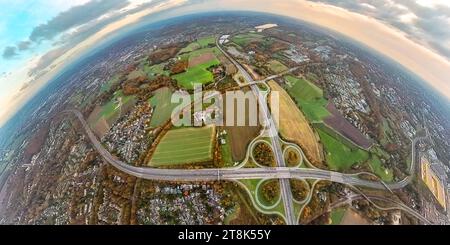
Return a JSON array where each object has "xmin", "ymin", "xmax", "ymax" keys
[{"xmin": 63, "ymin": 34, "xmax": 430, "ymax": 225}]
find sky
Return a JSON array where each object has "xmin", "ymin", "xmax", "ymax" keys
[{"xmin": 1, "ymin": 0, "xmax": 450, "ymax": 126}]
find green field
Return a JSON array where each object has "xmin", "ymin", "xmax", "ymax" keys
[
  {"xmin": 148, "ymin": 87, "xmax": 179, "ymax": 127},
  {"xmin": 380, "ymin": 118, "xmax": 394, "ymax": 146},
  {"xmin": 220, "ymin": 132, "xmax": 234, "ymax": 167},
  {"xmin": 232, "ymin": 33, "xmax": 265, "ymax": 47},
  {"xmin": 268, "ymin": 60, "xmax": 288, "ymax": 73},
  {"xmin": 149, "ymin": 126, "xmax": 215, "ymax": 166},
  {"xmin": 316, "ymin": 124, "xmax": 393, "ymax": 179},
  {"xmin": 143, "ymin": 62, "xmax": 169, "ymax": 77},
  {"xmin": 179, "ymin": 42, "xmax": 201, "ymax": 54},
  {"xmin": 100, "ymin": 75, "xmax": 120, "ymax": 93},
  {"xmin": 179, "ymin": 36, "xmax": 215, "ymax": 54},
  {"xmin": 368, "ymin": 155, "xmax": 393, "ymax": 182},
  {"xmin": 314, "ymin": 123, "xmax": 361, "ymax": 150},
  {"xmin": 172, "ymin": 59, "xmax": 220, "ymax": 89},
  {"xmin": 180, "ymin": 47, "xmax": 222, "ymax": 60},
  {"xmin": 127, "ymin": 69, "xmax": 146, "ymax": 80},
  {"xmin": 197, "ymin": 36, "xmax": 216, "ymax": 48},
  {"xmin": 330, "ymin": 208, "xmax": 346, "ymax": 225},
  {"xmin": 317, "ymin": 128, "xmax": 369, "ymax": 171},
  {"xmin": 284, "ymin": 75, "xmax": 330, "ymax": 122},
  {"xmin": 98, "ymin": 90, "xmax": 136, "ymax": 122}
]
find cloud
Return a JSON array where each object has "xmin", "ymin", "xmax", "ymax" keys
[
  {"xmin": 28, "ymin": 0, "xmax": 169, "ymax": 76},
  {"xmin": 307, "ymin": 0, "xmax": 450, "ymax": 60},
  {"xmin": 17, "ymin": 41, "xmax": 32, "ymax": 51},
  {"xmin": 2, "ymin": 46, "xmax": 18, "ymax": 59},
  {"xmin": 28, "ymin": 47, "xmax": 69, "ymax": 77},
  {"xmin": 29, "ymin": 0, "xmax": 130, "ymax": 42}
]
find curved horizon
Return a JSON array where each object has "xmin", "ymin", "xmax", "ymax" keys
[{"xmin": 1, "ymin": 0, "xmax": 450, "ymax": 127}]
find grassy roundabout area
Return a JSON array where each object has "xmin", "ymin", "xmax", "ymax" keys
[
  {"xmin": 148, "ymin": 126, "xmax": 215, "ymax": 167},
  {"xmin": 290, "ymin": 179, "xmax": 310, "ymax": 203},
  {"xmin": 284, "ymin": 146, "xmax": 303, "ymax": 167},
  {"xmin": 257, "ymin": 179, "xmax": 281, "ymax": 207},
  {"xmin": 251, "ymin": 141, "xmax": 276, "ymax": 167},
  {"xmin": 238, "ymin": 179, "xmax": 286, "ymax": 219}
]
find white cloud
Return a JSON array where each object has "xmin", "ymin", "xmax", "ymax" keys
[
  {"xmin": 399, "ymin": 12, "xmax": 418, "ymax": 23},
  {"xmin": 416, "ymin": 0, "xmax": 450, "ymax": 8},
  {"xmin": 360, "ymin": 3, "xmax": 376, "ymax": 10}
]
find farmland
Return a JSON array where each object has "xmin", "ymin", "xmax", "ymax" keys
[
  {"xmin": 330, "ymin": 208, "xmax": 346, "ymax": 225},
  {"xmin": 222, "ymin": 89, "xmax": 261, "ymax": 161},
  {"xmin": 172, "ymin": 48, "xmax": 221, "ymax": 89},
  {"xmin": 88, "ymin": 90, "xmax": 136, "ymax": 137},
  {"xmin": 231, "ymin": 33, "xmax": 265, "ymax": 47},
  {"xmin": 317, "ymin": 128, "xmax": 369, "ymax": 171},
  {"xmin": 368, "ymin": 155, "xmax": 393, "ymax": 182},
  {"xmin": 148, "ymin": 87, "xmax": 177, "ymax": 128},
  {"xmin": 324, "ymin": 103, "xmax": 372, "ymax": 149},
  {"xmin": 284, "ymin": 75, "xmax": 330, "ymax": 122},
  {"xmin": 143, "ymin": 62, "xmax": 169, "ymax": 77},
  {"xmin": 267, "ymin": 60, "xmax": 288, "ymax": 73},
  {"xmin": 100, "ymin": 75, "xmax": 120, "ymax": 93},
  {"xmin": 179, "ymin": 36, "xmax": 215, "ymax": 54},
  {"xmin": 316, "ymin": 123, "xmax": 392, "ymax": 179},
  {"xmin": 148, "ymin": 126, "xmax": 216, "ymax": 167},
  {"xmin": 268, "ymin": 81, "xmax": 323, "ymax": 165}
]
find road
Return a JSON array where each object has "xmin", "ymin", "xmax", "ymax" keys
[
  {"xmin": 67, "ymin": 109, "xmax": 428, "ymax": 224},
  {"xmin": 215, "ymin": 36, "xmax": 297, "ymax": 225},
  {"xmin": 62, "ymin": 37, "xmax": 427, "ymax": 225},
  {"xmin": 69, "ymin": 109, "xmax": 424, "ymax": 187}
]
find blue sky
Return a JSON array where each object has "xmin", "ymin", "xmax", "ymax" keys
[
  {"xmin": 0, "ymin": 1, "xmax": 88, "ymax": 73},
  {"xmin": 0, "ymin": 0, "xmax": 91, "ymax": 110}
]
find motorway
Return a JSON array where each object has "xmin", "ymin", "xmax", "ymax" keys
[
  {"xmin": 68, "ymin": 109, "xmax": 424, "ymax": 188},
  {"xmin": 62, "ymin": 36, "xmax": 427, "ymax": 225},
  {"xmin": 67, "ymin": 109, "xmax": 427, "ymax": 224},
  {"xmin": 215, "ymin": 36, "xmax": 297, "ymax": 225}
]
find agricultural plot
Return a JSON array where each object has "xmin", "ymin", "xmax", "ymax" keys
[
  {"xmin": 196, "ymin": 36, "xmax": 216, "ymax": 48},
  {"xmin": 179, "ymin": 36, "xmax": 215, "ymax": 54},
  {"xmin": 324, "ymin": 103, "xmax": 372, "ymax": 149},
  {"xmin": 189, "ymin": 52, "xmax": 216, "ymax": 68},
  {"xmin": 148, "ymin": 87, "xmax": 178, "ymax": 128},
  {"xmin": 268, "ymin": 81, "xmax": 323, "ymax": 165},
  {"xmin": 316, "ymin": 123, "xmax": 393, "ymax": 178},
  {"xmin": 88, "ymin": 90, "xmax": 136, "ymax": 137},
  {"xmin": 127, "ymin": 69, "xmax": 146, "ymax": 80},
  {"xmin": 172, "ymin": 55, "xmax": 220, "ymax": 89},
  {"xmin": 222, "ymin": 90, "xmax": 261, "ymax": 161},
  {"xmin": 100, "ymin": 91, "xmax": 136, "ymax": 122},
  {"xmin": 267, "ymin": 60, "xmax": 288, "ymax": 73},
  {"xmin": 330, "ymin": 208, "xmax": 346, "ymax": 225},
  {"xmin": 231, "ymin": 33, "xmax": 265, "ymax": 47},
  {"xmin": 148, "ymin": 126, "xmax": 215, "ymax": 167},
  {"xmin": 368, "ymin": 155, "xmax": 393, "ymax": 182},
  {"xmin": 143, "ymin": 62, "xmax": 169, "ymax": 77},
  {"xmin": 179, "ymin": 47, "xmax": 221, "ymax": 60},
  {"xmin": 284, "ymin": 75, "xmax": 330, "ymax": 122},
  {"xmin": 317, "ymin": 128, "xmax": 369, "ymax": 171},
  {"xmin": 100, "ymin": 75, "xmax": 120, "ymax": 93}
]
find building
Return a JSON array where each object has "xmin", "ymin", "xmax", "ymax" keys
[{"xmin": 420, "ymin": 156, "xmax": 447, "ymax": 209}]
